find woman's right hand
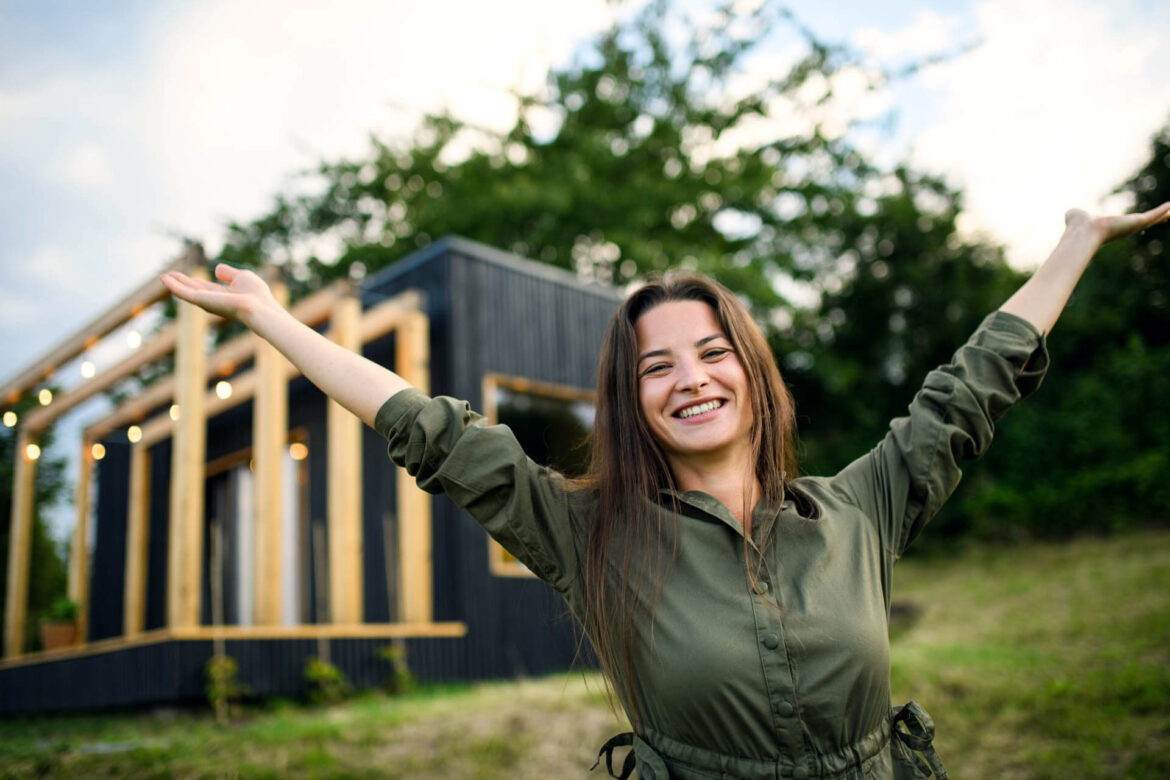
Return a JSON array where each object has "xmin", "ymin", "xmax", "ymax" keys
[{"xmin": 160, "ymin": 263, "xmax": 281, "ymax": 328}]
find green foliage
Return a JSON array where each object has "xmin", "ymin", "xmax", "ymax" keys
[
  {"xmin": 935, "ymin": 122, "xmax": 1170, "ymax": 543},
  {"xmin": 205, "ymin": 653, "xmax": 246, "ymax": 725},
  {"xmin": 210, "ymin": 0, "xmax": 1170, "ymax": 543},
  {"xmin": 44, "ymin": 597, "xmax": 77, "ymax": 622},
  {"xmin": 215, "ymin": 0, "xmax": 893, "ymax": 308},
  {"xmin": 0, "ymin": 394, "xmax": 69, "ymax": 653},
  {"xmin": 303, "ymin": 656, "xmax": 350, "ymax": 705},
  {"xmin": 378, "ymin": 642, "xmax": 416, "ymax": 695}
]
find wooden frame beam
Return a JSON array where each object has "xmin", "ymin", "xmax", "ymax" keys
[
  {"xmin": 0, "ymin": 244, "xmax": 201, "ymax": 409},
  {"xmin": 167, "ymin": 274, "xmax": 209, "ymax": 629},
  {"xmin": 253, "ymin": 283, "xmax": 289, "ymax": 625},
  {"xmin": 327, "ymin": 295, "xmax": 364, "ymax": 624},
  {"xmin": 3, "ymin": 431, "xmax": 37, "ymax": 658},
  {"xmin": 22, "ymin": 323, "xmax": 180, "ymax": 435},
  {"xmin": 123, "ymin": 444, "xmax": 151, "ymax": 636},
  {"xmin": 0, "ymin": 620, "xmax": 468, "ymax": 670},
  {"xmin": 396, "ymin": 309, "xmax": 432, "ymax": 623},
  {"xmin": 68, "ymin": 442, "xmax": 94, "ymax": 645},
  {"xmin": 83, "ymin": 283, "xmax": 344, "ymax": 444}
]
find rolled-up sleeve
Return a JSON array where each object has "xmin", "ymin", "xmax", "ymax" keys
[
  {"xmin": 830, "ymin": 311, "xmax": 1049, "ymax": 558},
  {"xmin": 374, "ymin": 389, "xmax": 589, "ymax": 600}
]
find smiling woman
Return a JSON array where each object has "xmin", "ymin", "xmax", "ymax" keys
[{"xmin": 159, "ymin": 199, "xmax": 1170, "ymax": 779}]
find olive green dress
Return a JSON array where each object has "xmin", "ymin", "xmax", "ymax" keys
[{"xmin": 375, "ymin": 311, "xmax": 1048, "ymax": 779}]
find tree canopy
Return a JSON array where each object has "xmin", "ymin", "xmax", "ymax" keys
[{"xmin": 212, "ymin": 0, "xmax": 1170, "ymax": 543}]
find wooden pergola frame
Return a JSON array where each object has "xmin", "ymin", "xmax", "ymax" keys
[{"xmin": 3, "ymin": 245, "xmax": 447, "ymax": 661}]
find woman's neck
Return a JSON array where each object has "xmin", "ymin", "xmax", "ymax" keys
[{"xmin": 670, "ymin": 456, "xmax": 761, "ymax": 533}]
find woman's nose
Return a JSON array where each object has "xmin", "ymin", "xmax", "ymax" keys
[{"xmin": 676, "ymin": 358, "xmax": 709, "ymax": 392}]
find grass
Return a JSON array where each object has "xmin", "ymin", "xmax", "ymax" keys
[
  {"xmin": 1, "ymin": 530, "xmax": 1168, "ymax": 778},
  {"xmin": 889, "ymin": 530, "xmax": 1170, "ymax": 779}
]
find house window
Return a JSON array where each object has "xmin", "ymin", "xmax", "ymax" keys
[
  {"xmin": 482, "ymin": 374, "xmax": 594, "ymax": 577},
  {"xmin": 204, "ymin": 433, "xmax": 309, "ymax": 625}
]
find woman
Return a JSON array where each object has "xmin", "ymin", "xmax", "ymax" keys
[{"xmin": 162, "ymin": 204, "xmax": 1170, "ymax": 778}]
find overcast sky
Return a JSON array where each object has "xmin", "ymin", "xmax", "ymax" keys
[{"xmin": 2, "ymin": 0, "xmax": 1169, "ymax": 535}]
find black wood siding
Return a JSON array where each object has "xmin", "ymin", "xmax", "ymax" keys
[
  {"xmin": 363, "ymin": 238, "xmax": 620, "ymax": 682},
  {"xmin": 5, "ymin": 237, "xmax": 618, "ymax": 716}
]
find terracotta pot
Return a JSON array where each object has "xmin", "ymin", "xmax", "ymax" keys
[{"xmin": 41, "ymin": 621, "xmax": 78, "ymax": 650}]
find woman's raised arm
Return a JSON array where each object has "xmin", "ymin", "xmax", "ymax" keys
[
  {"xmin": 999, "ymin": 201, "xmax": 1170, "ymax": 334},
  {"xmin": 160, "ymin": 263, "xmax": 414, "ymax": 427}
]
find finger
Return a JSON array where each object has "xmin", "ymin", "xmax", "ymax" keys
[
  {"xmin": 1152, "ymin": 201, "xmax": 1170, "ymax": 224},
  {"xmin": 215, "ymin": 263, "xmax": 240, "ymax": 284}
]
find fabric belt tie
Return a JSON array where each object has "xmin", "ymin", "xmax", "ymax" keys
[
  {"xmin": 593, "ymin": 701, "xmax": 948, "ymax": 779},
  {"xmin": 591, "ymin": 733, "xmax": 636, "ymax": 779},
  {"xmin": 891, "ymin": 700, "xmax": 948, "ymax": 779}
]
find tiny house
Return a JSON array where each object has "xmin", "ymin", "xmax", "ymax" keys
[{"xmin": 0, "ymin": 237, "xmax": 621, "ymax": 714}]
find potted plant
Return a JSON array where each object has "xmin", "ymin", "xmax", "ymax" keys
[{"xmin": 40, "ymin": 597, "xmax": 79, "ymax": 650}]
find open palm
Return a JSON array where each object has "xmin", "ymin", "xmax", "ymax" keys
[
  {"xmin": 160, "ymin": 264, "xmax": 278, "ymax": 326},
  {"xmin": 1067, "ymin": 201, "xmax": 1170, "ymax": 245}
]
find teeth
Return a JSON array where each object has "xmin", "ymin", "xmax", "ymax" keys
[{"xmin": 677, "ymin": 400, "xmax": 722, "ymax": 419}]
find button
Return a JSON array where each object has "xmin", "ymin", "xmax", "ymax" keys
[
  {"xmin": 762, "ymin": 633, "xmax": 779, "ymax": 650},
  {"xmin": 777, "ymin": 700, "xmax": 794, "ymax": 717},
  {"xmin": 793, "ymin": 766, "xmax": 809, "ymax": 780},
  {"xmin": 757, "ymin": 582, "xmax": 770, "ymax": 594}
]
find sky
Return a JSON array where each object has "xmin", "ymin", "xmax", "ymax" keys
[{"xmin": 2, "ymin": 0, "xmax": 1169, "ymax": 537}]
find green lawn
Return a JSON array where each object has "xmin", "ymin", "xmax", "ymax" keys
[{"xmin": 2, "ymin": 530, "xmax": 1168, "ymax": 778}]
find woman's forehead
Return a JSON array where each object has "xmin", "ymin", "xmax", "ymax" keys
[{"xmin": 634, "ymin": 300, "xmax": 726, "ymax": 351}]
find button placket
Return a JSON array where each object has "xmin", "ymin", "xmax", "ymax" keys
[{"xmin": 747, "ymin": 554, "xmax": 804, "ymax": 764}]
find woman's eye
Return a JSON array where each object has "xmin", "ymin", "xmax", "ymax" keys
[
  {"xmin": 703, "ymin": 349, "xmax": 729, "ymax": 360},
  {"xmin": 642, "ymin": 363, "xmax": 669, "ymax": 376}
]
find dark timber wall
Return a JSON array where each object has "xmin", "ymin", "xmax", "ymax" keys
[
  {"xmin": 0, "ymin": 237, "xmax": 621, "ymax": 715},
  {"xmin": 362, "ymin": 237, "xmax": 622, "ymax": 680}
]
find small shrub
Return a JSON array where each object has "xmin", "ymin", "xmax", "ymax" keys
[
  {"xmin": 205, "ymin": 654, "xmax": 245, "ymax": 725},
  {"xmin": 304, "ymin": 657, "xmax": 350, "ymax": 705},
  {"xmin": 46, "ymin": 597, "xmax": 78, "ymax": 622},
  {"xmin": 378, "ymin": 642, "xmax": 417, "ymax": 695}
]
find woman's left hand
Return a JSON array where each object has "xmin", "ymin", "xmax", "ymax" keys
[{"xmin": 1066, "ymin": 201, "xmax": 1170, "ymax": 247}]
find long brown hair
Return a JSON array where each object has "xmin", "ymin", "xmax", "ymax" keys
[{"xmin": 576, "ymin": 273, "xmax": 798, "ymax": 725}]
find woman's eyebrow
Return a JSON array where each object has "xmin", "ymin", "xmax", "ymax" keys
[{"xmin": 638, "ymin": 334, "xmax": 726, "ymax": 364}]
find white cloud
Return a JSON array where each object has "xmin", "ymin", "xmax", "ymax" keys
[
  {"xmin": 0, "ymin": 0, "xmax": 619, "ymax": 375},
  {"xmin": 52, "ymin": 142, "xmax": 115, "ymax": 191},
  {"xmin": 893, "ymin": 0, "xmax": 1170, "ymax": 266},
  {"xmin": 852, "ymin": 10, "xmax": 962, "ymax": 63}
]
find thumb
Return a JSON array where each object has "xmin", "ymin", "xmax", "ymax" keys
[{"xmin": 215, "ymin": 263, "xmax": 240, "ymax": 284}]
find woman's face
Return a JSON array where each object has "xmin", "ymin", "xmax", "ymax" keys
[{"xmin": 634, "ymin": 299, "xmax": 754, "ymax": 468}]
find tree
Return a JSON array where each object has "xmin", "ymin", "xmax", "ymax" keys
[
  {"xmin": 216, "ymin": 0, "xmax": 899, "ymax": 312},
  {"xmin": 954, "ymin": 121, "xmax": 1170, "ymax": 540},
  {"xmin": 218, "ymin": 1, "xmax": 1168, "ymax": 543}
]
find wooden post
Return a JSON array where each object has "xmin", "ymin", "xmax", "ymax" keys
[
  {"xmin": 326, "ymin": 294, "xmax": 363, "ymax": 624},
  {"xmin": 396, "ymin": 309, "xmax": 433, "ymax": 624},
  {"xmin": 3, "ymin": 431, "xmax": 37, "ymax": 658},
  {"xmin": 253, "ymin": 282, "xmax": 289, "ymax": 625},
  {"xmin": 69, "ymin": 441, "xmax": 93, "ymax": 645},
  {"xmin": 123, "ymin": 444, "xmax": 151, "ymax": 636},
  {"xmin": 167, "ymin": 255, "xmax": 209, "ymax": 629}
]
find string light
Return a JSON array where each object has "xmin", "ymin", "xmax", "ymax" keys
[
  {"xmin": 215, "ymin": 380, "xmax": 232, "ymax": 400},
  {"xmin": 80, "ymin": 360, "xmax": 96, "ymax": 379},
  {"xmin": 25, "ymin": 443, "xmax": 41, "ymax": 461},
  {"xmin": 169, "ymin": 404, "xmax": 181, "ymax": 421},
  {"xmin": 126, "ymin": 330, "xmax": 142, "ymax": 349},
  {"xmin": 289, "ymin": 442, "xmax": 309, "ymax": 461},
  {"xmin": 2, "ymin": 411, "xmax": 15, "ymax": 427},
  {"xmin": 127, "ymin": 425, "xmax": 142, "ymax": 443},
  {"xmin": 38, "ymin": 388, "xmax": 53, "ymax": 406},
  {"xmin": 91, "ymin": 443, "xmax": 106, "ymax": 461}
]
